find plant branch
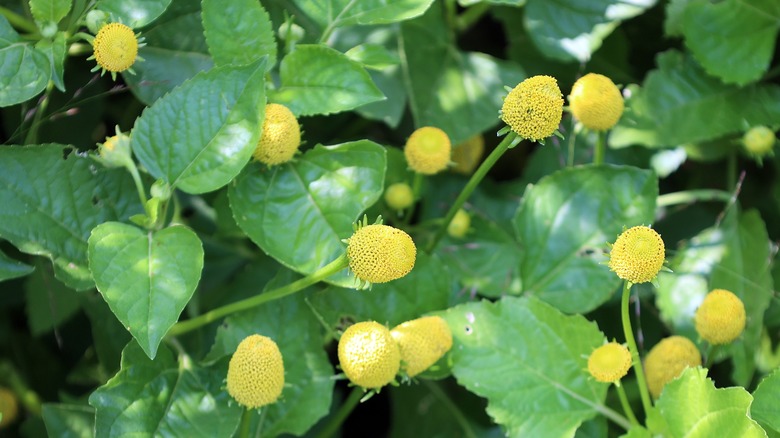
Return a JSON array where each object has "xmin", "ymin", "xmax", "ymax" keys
[
  {"xmin": 656, "ymin": 189, "xmax": 733, "ymax": 208},
  {"xmin": 0, "ymin": 6, "xmax": 36, "ymax": 34},
  {"xmin": 621, "ymin": 281, "xmax": 653, "ymax": 417},
  {"xmin": 615, "ymin": 383, "xmax": 639, "ymax": 427},
  {"xmin": 593, "ymin": 130, "xmax": 606, "ymax": 165},
  {"xmin": 316, "ymin": 387, "xmax": 364, "ymax": 438}
]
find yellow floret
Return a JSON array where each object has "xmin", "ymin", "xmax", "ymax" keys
[
  {"xmin": 452, "ymin": 135, "xmax": 484, "ymax": 174},
  {"xmin": 742, "ymin": 126, "xmax": 776, "ymax": 156},
  {"xmin": 226, "ymin": 334, "xmax": 285, "ymax": 409},
  {"xmin": 346, "ymin": 224, "xmax": 416, "ymax": 284},
  {"xmin": 391, "ymin": 316, "xmax": 453, "ymax": 377},
  {"xmin": 608, "ymin": 226, "xmax": 665, "ymax": 284},
  {"xmin": 695, "ymin": 289, "xmax": 746, "ymax": 345},
  {"xmin": 447, "ymin": 209, "xmax": 470, "ymax": 239},
  {"xmin": 404, "ymin": 126, "xmax": 451, "ymax": 175},
  {"xmin": 0, "ymin": 387, "xmax": 18, "ymax": 429},
  {"xmin": 569, "ymin": 73, "xmax": 624, "ymax": 131},
  {"xmin": 384, "ymin": 182, "xmax": 414, "ymax": 211},
  {"xmin": 93, "ymin": 23, "xmax": 138, "ymax": 73},
  {"xmin": 338, "ymin": 321, "xmax": 401, "ymax": 389},
  {"xmin": 644, "ymin": 336, "xmax": 701, "ymax": 398},
  {"xmin": 254, "ymin": 103, "xmax": 301, "ymax": 165},
  {"xmin": 500, "ymin": 75, "xmax": 563, "ymax": 142},
  {"xmin": 587, "ymin": 342, "xmax": 632, "ymax": 383}
]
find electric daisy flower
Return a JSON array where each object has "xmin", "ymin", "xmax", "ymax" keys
[
  {"xmin": 90, "ymin": 22, "xmax": 143, "ymax": 79},
  {"xmin": 254, "ymin": 103, "xmax": 301, "ymax": 165},
  {"xmin": 226, "ymin": 334, "xmax": 285, "ymax": 409},
  {"xmin": 384, "ymin": 182, "xmax": 414, "ymax": 211},
  {"xmin": 346, "ymin": 218, "xmax": 416, "ymax": 286},
  {"xmin": 404, "ymin": 126, "xmax": 452, "ymax": 175},
  {"xmin": 569, "ymin": 73, "xmax": 624, "ymax": 131},
  {"xmin": 452, "ymin": 134, "xmax": 484, "ymax": 174},
  {"xmin": 694, "ymin": 289, "xmax": 746, "ymax": 345},
  {"xmin": 500, "ymin": 75, "xmax": 563, "ymax": 142},
  {"xmin": 338, "ymin": 321, "xmax": 401, "ymax": 389},
  {"xmin": 644, "ymin": 336, "xmax": 701, "ymax": 399},
  {"xmin": 587, "ymin": 342, "xmax": 632, "ymax": 383},
  {"xmin": 742, "ymin": 125, "xmax": 776, "ymax": 161},
  {"xmin": 608, "ymin": 226, "xmax": 665, "ymax": 284},
  {"xmin": 391, "ymin": 316, "xmax": 453, "ymax": 378}
]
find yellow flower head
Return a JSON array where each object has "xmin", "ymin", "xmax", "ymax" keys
[
  {"xmin": 587, "ymin": 342, "xmax": 631, "ymax": 383},
  {"xmin": 569, "ymin": 73, "xmax": 624, "ymax": 131},
  {"xmin": 452, "ymin": 135, "xmax": 484, "ymax": 174},
  {"xmin": 644, "ymin": 336, "xmax": 701, "ymax": 398},
  {"xmin": 742, "ymin": 126, "xmax": 776, "ymax": 157},
  {"xmin": 404, "ymin": 126, "xmax": 451, "ymax": 175},
  {"xmin": 92, "ymin": 23, "xmax": 139, "ymax": 75},
  {"xmin": 608, "ymin": 226, "xmax": 665, "ymax": 284},
  {"xmin": 384, "ymin": 182, "xmax": 414, "ymax": 211},
  {"xmin": 500, "ymin": 75, "xmax": 563, "ymax": 142},
  {"xmin": 695, "ymin": 289, "xmax": 746, "ymax": 345},
  {"xmin": 391, "ymin": 316, "xmax": 453, "ymax": 377},
  {"xmin": 346, "ymin": 223, "xmax": 416, "ymax": 285},
  {"xmin": 254, "ymin": 103, "xmax": 301, "ymax": 165},
  {"xmin": 338, "ymin": 321, "xmax": 401, "ymax": 389},
  {"xmin": 0, "ymin": 387, "xmax": 18, "ymax": 429},
  {"xmin": 226, "ymin": 334, "xmax": 285, "ymax": 409},
  {"xmin": 447, "ymin": 209, "xmax": 470, "ymax": 239}
]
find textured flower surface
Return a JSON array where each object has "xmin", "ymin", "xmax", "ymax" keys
[
  {"xmin": 0, "ymin": 387, "xmax": 18, "ymax": 429},
  {"xmin": 347, "ymin": 224, "xmax": 416, "ymax": 284},
  {"xmin": 500, "ymin": 75, "xmax": 563, "ymax": 141},
  {"xmin": 644, "ymin": 336, "xmax": 701, "ymax": 398},
  {"xmin": 404, "ymin": 126, "xmax": 451, "ymax": 175},
  {"xmin": 695, "ymin": 289, "xmax": 746, "ymax": 345},
  {"xmin": 569, "ymin": 73, "xmax": 624, "ymax": 131},
  {"xmin": 452, "ymin": 135, "xmax": 484, "ymax": 174},
  {"xmin": 391, "ymin": 316, "xmax": 452, "ymax": 377},
  {"xmin": 226, "ymin": 334, "xmax": 285, "ymax": 409},
  {"xmin": 338, "ymin": 321, "xmax": 400, "ymax": 389},
  {"xmin": 608, "ymin": 226, "xmax": 665, "ymax": 284},
  {"xmin": 384, "ymin": 182, "xmax": 414, "ymax": 211},
  {"xmin": 743, "ymin": 125, "xmax": 775, "ymax": 156},
  {"xmin": 254, "ymin": 103, "xmax": 301, "ymax": 165},
  {"xmin": 93, "ymin": 23, "xmax": 138, "ymax": 73},
  {"xmin": 447, "ymin": 209, "xmax": 470, "ymax": 239},
  {"xmin": 587, "ymin": 342, "xmax": 631, "ymax": 383}
]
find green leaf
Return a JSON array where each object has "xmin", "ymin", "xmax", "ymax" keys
[
  {"xmin": 309, "ymin": 252, "xmax": 451, "ymax": 328},
  {"xmin": 440, "ymin": 296, "xmax": 608, "ymax": 436},
  {"xmin": 25, "ymin": 260, "xmax": 81, "ymax": 336},
  {"xmin": 90, "ymin": 342, "xmax": 242, "ymax": 437},
  {"xmin": 88, "ymin": 222, "xmax": 204, "ymax": 359},
  {"xmin": 460, "ymin": 0, "xmax": 525, "ymax": 4},
  {"xmin": 42, "ymin": 404, "xmax": 95, "ymax": 438},
  {"xmin": 293, "ymin": 0, "xmax": 435, "ymax": 29},
  {"xmin": 202, "ymin": 0, "xmax": 275, "ymax": 68},
  {"xmin": 345, "ymin": 43, "xmax": 400, "ymax": 69},
  {"xmin": 35, "ymin": 31, "xmax": 67, "ymax": 92},
  {"xmin": 654, "ymin": 367, "xmax": 766, "ymax": 437},
  {"xmin": 29, "ymin": 0, "xmax": 72, "ymax": 25},
  {"xmin": 752, "ymin": 368, "xmax": 780, "ymax": 434},
  {"xmin": 269, "ymin": 44, "xmax": 384, "ymax": 116},
  {"xmin": 681, "ymin": 0, "xmax": 780, "ymax": 86},
  {"xmin": 513, "ymin": 165, "xmax": 658, "ymax": 313},
  {"xmin": 611, "ymin": 51, "xmax": 780, "ymax": 149},
  {"xmin": 229, "ymin": 141, "xmax": 386, "ymax": 288},
  {"xmin": 0, "ymin": 43, "xmax": 51, "ymax": 107},
  {"xmin": 131, "ymin": 59, "xmax": 266, "ymax": 194},
  {"xmin": 206, "ymin": 292, "xmax": 334, "ymax": 437},
  {"xmin": 0, "ymin": 14, "xmax": 19, "ymax": 45},
  {"xmin": 0, "ymin": 145, "xmax": 143, "ymax": 290},
  {"xmin": 0, "ymin": 247, "xmax": 33, "ymax": 282},
  {"xmin": 94, "ymin": 0, "xmax": 172, "ymax": 27}
]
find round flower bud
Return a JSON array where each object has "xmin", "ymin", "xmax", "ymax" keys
[
  {"xmin": 404, "ymin": 126, "xmax": 451, "ymax": 175},
  {"xmin": 347, "ymin": 224, "xmax": 416, "ymax": 284},
  {"xmin": 608, "ymin": 226, "xmax": 665, "ymax": 284},
  {"xmin": 0, "ymin": 387, "xmax": 18, "ymax": 429},
  {"xmin": 500, "ymin": 75, "xmax": 563, "ymax": 142},
  {"xmin": 254, "ymin": 103, "xmax": 301, "ymax": 165},
  {"xmin": 447, "ymin": 209, "xmax": 470, "ymax": 239},
  {"xmin": 452, "ymin": 135, "xmax": 484, "ymax": 174},
  {"xmin": 226, "ymin": 334, "xmax": 285, "ymax": 409},
  {"xmin": 93, "ymin": 23, "xmax": 139, "ymax": 73},
  {"xmin": 742, "ymin": 126, "xmax": 775, "ymax": 157},
  {"xmin": 391, "ymin": 316, "xmax": 453, "ymax": 377},
  {"xmin": 384, "ymin": 183, "xmax": 414, "ymax": 211},
  {"xmin": 694, "ymin": 289, "xmax": 746, "ymax": 345},
  {"xmin": 338, "ymin": 321, "xmax": 401, "ymax": 389},
  {"xmin": 569, "ymin": 73, "xmax": 624, "ymax": 131},
  {"xmin": 644, "ymin": 336, "xmax": 701, "ymax": 399},
  {"xmin": 587, "ymin": 342, "xmax": 632, "ymax": 383}
]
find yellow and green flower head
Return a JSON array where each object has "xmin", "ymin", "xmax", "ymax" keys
[
  {"xmin": 384, "ymin": 182, "xmax": 414, "ymax": 211},
  {"xmin": 390, "ymin": 316, "xmax": 453, "ymax": 377},
  {"xmin": 500, "ymin": 75, "xmax": 563, "ymax": 142},
  {"xmin": 346, "ymin": 221, "xmax": 416, "ymax": 286},
  {"xmin": 587, "ymin": 342, "xmax": 632, "ymax": 383},
  {"xmin": 447, "ymin": 209, "xmax": 470, "ymax": 239},
  {"xmin": 254, "ymin": 103, "xmax": 301, "ymax": 165},
  {"xmin": 608, "ymin": 225, "xmax": 665, "ymax": 284},
  {"xmin": 404, "ymin": 126, "xmax": 452, "ymax": 175},
  {"xmin": 644, "ymin": 336, "xmax": 701, "ymax": 399},
  {"xmin": 569, "ymin": 73, "xmax": 624, "ymax": 131},
  {"xmin": 694, "ymin": 289, "xmax": 746, "ymax": 345},
  {"xmin": 0, "ymin": 387, "xmax": 18, "ymax": 429},
  {"xmin": 452, "ymin": 134, "xmax": 484, "ymax": 174},
  {"xmin": 338, "ymin": 321, "xmax": 401, "ymax": 389},
  {"xmin": 226, "ymin": 334, "xmax": 285, "ymax": 409},
  {"xmin": 90, "ymin": 22, "xmax": 142, "ymax": 79},
  {"xmin": 742, "ymin": 125, "xmax": 776, "ymax": 158}
]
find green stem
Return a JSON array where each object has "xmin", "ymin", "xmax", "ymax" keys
[
  {"xmin": 167, "ymin": 254, "xmax": 350, "ymax": 337},
  {"xmin": 24, "ymin": 82, "xmax": 54, "ymax": 145},
  {"xmin": 402, "ymin": 172, "xmax": 424, "ymax": 226},
  {"xmin": 126, "ymin": 163, "xmax": 149, "ymax": 210},
  {"xmin": 0, "ymin": 361, "xmax": 42, "ymax": 416},
  {"xmin": 704, "ymin": 343, "xmax": 718, "ymax": 368},
  {"xmin": 426, "ymin": 132, "xmax": 517, "ymax": 253},
  {"xmin": 423, "ymin": 380, "xmax": 477, "ymax": 438},
  {"xmin": 593, "ymin": 130, "xmax": 606, "ymax": 165},
  {"xmin": 621, "ymin": 281, "xmax": 653, "ymax": 417},
  {"xmin": 456, "ymin": 2, "xmax": 490, "ymax": 32},
  {"xmin": 316, "ymin": 387, "xmax": 364, "ymax": 438},
  {"xmin": 238, "ymin": 408, "xmax": 252, "ymax": 438},
  {"xmin": 656, "ymin": 189, "xmax": 733, "ymax": 208},
  {"xmin": 615, "ymin": 383, "xmax": 639, "ymax": 427},
  {"xmin": 0, "ymin": 6, "xmax": 36, "ymax": 34},
  {"xmin": 567, "ymin": 120, "xmax": 577, "ymax": 167}
]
